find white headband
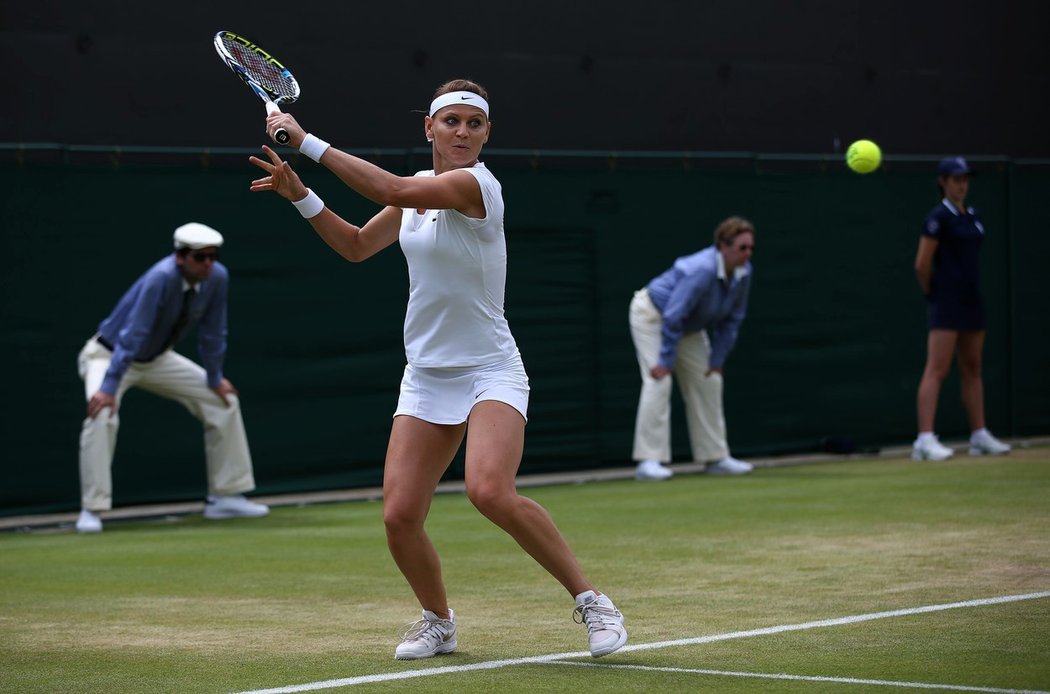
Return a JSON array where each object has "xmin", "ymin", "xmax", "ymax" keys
[{"xmin": 428, "ymin": 91, "xmax": 490, "ymax": 118}]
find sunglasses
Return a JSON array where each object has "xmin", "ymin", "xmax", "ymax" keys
[{"xmin": 190, "ymin": 250, "xmax": 220, "ymax": 262}]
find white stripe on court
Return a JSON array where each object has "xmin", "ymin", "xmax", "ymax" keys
[
  {"xmin": 613, "ymin": 590, "xmax": 1050, "ymax": 653},
  {"xmin": 232, "ymin": 591, "xmax": 1050, "ymax": 694},
  {"xmin": 548, "ymin": 661, "xmax": 1050, "ymax": 694}
]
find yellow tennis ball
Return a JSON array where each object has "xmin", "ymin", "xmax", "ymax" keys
[{"xmin": 846, "ymin": 139, "xmax": 882, "ymax": 174}]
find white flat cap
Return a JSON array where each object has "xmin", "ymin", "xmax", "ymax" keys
[{"xmin": 173, "ymin": 222, "xmax": 224, "ymax": 249}]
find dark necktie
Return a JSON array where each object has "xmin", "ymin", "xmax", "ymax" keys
[{"xmin": 166, "ymin": 287, "xmax": 195, "ymax": 349}]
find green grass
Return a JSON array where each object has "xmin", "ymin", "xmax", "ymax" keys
[{"xmin": 2, "ymin": 450, "xmax": 1049, "ymax": 693}]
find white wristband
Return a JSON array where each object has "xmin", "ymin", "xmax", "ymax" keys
[
  {"xmin": 291, "ymin": 189, "xmax": 325, "ymax": 219},
  {"xmin": 300, "ymin": 134, "xmax": 330, "ymax": 163}
]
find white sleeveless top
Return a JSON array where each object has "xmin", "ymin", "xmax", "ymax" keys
[{"xmin": 398, "ymin": 162, "xmax": 519, "ymax": 368}]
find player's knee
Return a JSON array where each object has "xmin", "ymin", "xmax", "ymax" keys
[
  {"xmin": 383, "ymin": 505, "xmax": 426, "ymax": 536},
  {"xmin": 465, "ymin": 482, "xmax": 511, "ymax": 520}
]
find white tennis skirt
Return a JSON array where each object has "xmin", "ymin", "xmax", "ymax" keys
[{"xmin": 394, "ymin": 352, "xmax": 530, "ymax": 425}]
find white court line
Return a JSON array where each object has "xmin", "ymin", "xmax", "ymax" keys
[
  {"xmin": 549, "ymin": 661, "xmax": 1050, "ymax": 693},
  {"xmin": 233, "ymin": 591, "xmax": 1050, "ymax": 694}
]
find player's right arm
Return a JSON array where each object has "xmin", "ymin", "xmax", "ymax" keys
[
  {"xmin": 249, "ymin": 145, "xmax": 401, "ymax": 262},
  {"xmin": 308, "ymin": 205, "xmax": 402, "ymax": 263}
]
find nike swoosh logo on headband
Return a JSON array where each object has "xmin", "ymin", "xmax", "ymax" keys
[{"xmin": 429, "ymin": 91, "xmax": 489, "ymax": 117}]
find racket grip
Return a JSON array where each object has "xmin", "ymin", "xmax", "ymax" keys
[{"xmin": 264, "ymin": 101, "xmax": 290, "ymax": 145}]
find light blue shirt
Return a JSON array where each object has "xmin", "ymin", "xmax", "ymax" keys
[
  {"xmin": 97, "ymin": 255, "xmax": 228, "ymax": 394},
  {"xmin": 646, "ymin": 245, "xmax": 752, "ymax": 370}
]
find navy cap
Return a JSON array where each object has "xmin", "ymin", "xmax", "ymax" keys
[{"xmin": 938, "ymin": 156, "xmax": 973, "ymax": 177}]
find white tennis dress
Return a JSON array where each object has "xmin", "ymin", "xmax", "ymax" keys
[{"xmin": 395, "ymin": 162, "xmax": 528, "ymax": 423}]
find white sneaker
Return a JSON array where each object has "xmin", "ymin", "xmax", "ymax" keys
[
  {"xmin": 573, "ymin": 590, "xmax": 627, "ymax": 657},
  {"xmin": 394, "ymin": 609, "xmax": 457, "ymax": 660},
  {"xmin": 706, "ymin": 456, "xmax": 753, "ymax": 475},
  {"xmin": 912, "ymin": 435, "xmax": 954, "ymax": 461},
  {"xmin": 634, "ymin": 459, "xmax": 673, "ymax": 480},
  {"xmin": 203, "ymin": 495, "xmax": 269, "ymax": 520},
  {"xmin": 969, "ymin": 430, "xmax": 1011, "ymax": 456},
  {"xmin": 76, "ymin": 509, "xmax": 102, "ymax": 534}
]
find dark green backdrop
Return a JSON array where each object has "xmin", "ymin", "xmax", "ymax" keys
[{"xmin": 2, "ymin": 149, "xmax": 1047, "ymax": 516}]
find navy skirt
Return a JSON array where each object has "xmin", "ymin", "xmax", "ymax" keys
[{"xmin": 927, "ymin": 295, "xmax": 986, "ymax": 331}]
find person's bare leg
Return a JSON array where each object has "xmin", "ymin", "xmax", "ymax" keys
[
  {"xmin": 917, "ymin": 330, "xmax": 958, "ymax": 432},
  {"xmin": 382, "ymin": 415, "xmax": 465, "ymax": 619},
  {"xmin": 463, "ymin": 400, "xmax": 592, "ymax": 597},
  {"xmin": 956, "ymin": 330, "xmax": 987, "ymax": 432}
]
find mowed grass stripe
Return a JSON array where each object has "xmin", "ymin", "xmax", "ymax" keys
[
  {"xmin": 552, "ymin": 661, "xmax": 1049, "ymax": 694},
  {"xmin": 232, "ymin": 591, "xmax": 1050, "ymax": 693}
]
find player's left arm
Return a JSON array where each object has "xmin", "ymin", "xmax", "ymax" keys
[
  {"xmin": 323, "ymin": 150, "xmax": 483, "ymax": 215},
  {"xmin": 260, "ymin": 112, "xmax": 484, "ymax": 215}
]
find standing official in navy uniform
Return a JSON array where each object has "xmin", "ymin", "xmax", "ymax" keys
[
  {"xmin": 912, "ymin": 157, "xmax": 1011, "ymax": 461},
  {"xmin": 75, "ymin": 223, "xmax": 268, "ymax": 533}
]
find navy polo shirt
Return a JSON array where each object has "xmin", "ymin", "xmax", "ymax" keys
[{"xmin": 922, "ymin": 199, "xmax": 985, "ymax": 328}]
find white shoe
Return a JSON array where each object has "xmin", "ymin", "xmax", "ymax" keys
[
  {"xmin": 203, "ymin": 495, "xmax": 269, "ymax": 520},
  {"xmin": 573, "ymin": 590, "xmax": 627, "ymax": 657},
  {"xmin": 969, "ymin": 430, "xmax": 1011, "ymax": 456},
  {"xmin": 635, "ymin": 459, "xmax": 673, "ymax": 480},
  {"xmin": 394, "ymin": 609, "xmax": 457, "ymax": 660},
  {"xmin": 75, "ymin": 509, "xmax": 102, "ymax": 534},
  {"xmin": 912, "ymin": 435, "xmax": 954, "ymax": 461},
  {"xmin": 706, "ymin": 456, "xmax": 753, "ymax": 475}
]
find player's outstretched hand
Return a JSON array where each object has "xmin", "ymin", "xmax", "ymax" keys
[{"xmin": 249, "ymin": 145, "xmax": 308, "ymax": 202}]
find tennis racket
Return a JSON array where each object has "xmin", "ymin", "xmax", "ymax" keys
[{"xmin": 213, "ymin": 30, "xmax": 300, "ymax": 145}]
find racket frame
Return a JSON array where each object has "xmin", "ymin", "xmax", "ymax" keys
[{"xmin": 213, "ymin": 31, "xmax": 300, "ymax": 144}]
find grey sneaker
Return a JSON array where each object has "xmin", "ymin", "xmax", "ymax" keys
[
  {"xmin": 706, "ymin": 456, "xmax": 753, "ymax": 475},
  {"xmin": 203, "ymin": 495, "xmax": 269, "ymax": 520},
  {"xmin": 912, "ymin": 435, "xmax": 954, "ymax": 461},
  {"xmin": 394, "ymin": 609, "xmax": 457, "ymax": 660},
  {"xmin": 635, "ymin": 459, "xmax": 673, "ymax": 480},
  {"xmin": 573, "ymin": 591, "xmax": 627, "ymax": 657},
  {"xmin": 76, "ymin": 509, "xmax": 102, "ymax": 534},
  {"xmin": 969, "ymin": 430, "xmax": 1010, "ymax": 456}
]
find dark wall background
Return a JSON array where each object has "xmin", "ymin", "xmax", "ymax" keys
[
  {"xmin": 3, "ymin": 3, "xmax": 1049, "ymax": 516},
  {"xmin": 4, "ymin": 1, "xmax": 1049, "ymax": 155},
  {"xmin": 2, "ymin": 152, "xmax": 1048, "ymax": 517}
]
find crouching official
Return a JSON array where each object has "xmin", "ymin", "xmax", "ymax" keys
[{"xmin": 75, "ymin": 223, "xmax": 268, "ymax": 533}]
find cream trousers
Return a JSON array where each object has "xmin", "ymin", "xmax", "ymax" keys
[
  {"xmin": 629, "ymin": 289, "xmax": 729, "ymax": 463},
  {"xmin": 77, "ymin": 336, "xmax": 256, "ymax": 511}
]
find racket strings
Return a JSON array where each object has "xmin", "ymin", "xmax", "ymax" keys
[{"xmin": 222, "ymin": 38, "xmax": 298, "ymax": 100}]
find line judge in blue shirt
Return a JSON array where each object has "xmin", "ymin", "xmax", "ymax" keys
[
  {"xmin": 74, "ymin": 223, "xmax": 268, "ymax": 533},
  {"xmin": 629, "ymin": 216, "xmax": 756, "ymax": 480}
]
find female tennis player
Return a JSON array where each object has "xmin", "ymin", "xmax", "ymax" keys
[{"xmin": 248, "ymin": 79, "xmax": 627, "ymax": 660}]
